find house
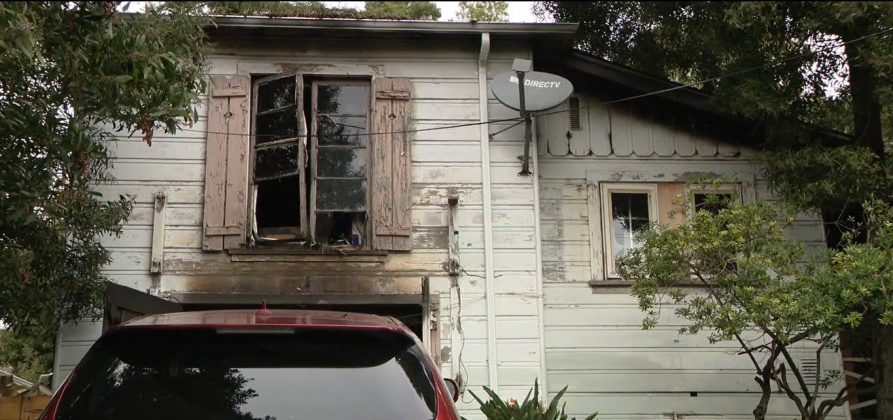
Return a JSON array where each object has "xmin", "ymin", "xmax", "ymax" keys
[{"xmin": 53, "ymin": 16, "xmax": 847, "ymax": 419}]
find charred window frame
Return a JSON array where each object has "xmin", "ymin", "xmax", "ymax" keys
[
  {"xmin": 248, "ymin": 75, "xmax": 371, "ymax": 248},
  {"xmin": 310, "ymin": 80, "xmax": 371, "ymax": 246}
]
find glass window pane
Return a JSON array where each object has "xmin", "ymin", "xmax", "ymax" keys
[
  {"xmin": 317, "ymin": 116, "xmax": 367, "ymax": 146},
  {"xmin": 317, "ymin": 85, "xmax": 369, "ymax": 115},
  {"xmin": 317, "ymin": 179, "xmax": 366, "ymax": 212},
  {"xmin": 255, "ymin": 145, "xmax": 299, "ymax": 181},
  {"xmin": 317, "ymin": 148, "xmax": 366, "ymax": 178},
  {"xmin": 610, "ymin": 192, "xmax": 651, "ymax": 264},
  {"xmin": 54, "ymin": 328, "xmax": 437, "ymax": 420},
  {"xmin": 255, "ymin": 175, "xmax": 300, "ymax": 228},
  {"xmin": 612, "ymin": 218, "xmax": 632, "ymax": 261},
  {"xmin": 628, "ymin": 193, "xmax": 649, "ymax": 219},
  {"xmin": 255, "ymin": 109, "xmax": 298, "ymax": 144},
  {"xmin": 257, "ymin": 77, "xmax": 296, "ymax": 111}
]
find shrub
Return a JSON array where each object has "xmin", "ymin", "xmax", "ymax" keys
[{"xmin": 465, "ymin": 380, "xmax": 596, "ymax": 420}]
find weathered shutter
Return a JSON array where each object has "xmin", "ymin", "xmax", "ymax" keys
[
  {"xmin": 371, "ymin": 77, "xmax": 413, "ymax": 251},
  {"xmin": 202, "ymin": 75, "xmax": 250, "ymax": 251}
]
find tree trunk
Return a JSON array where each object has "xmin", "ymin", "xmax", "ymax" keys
[
  {"xmin": 876, "ymin": 321, "xmax": 893, "ymax": 420},
  {"xmin": 840, "ymin": 26, "xmax": 890, "ymax": 419},
  {"xmin": 841, "ymin": 32, "xmax": 885, "ymax": 158},
  {"xmin": 753, "ymin": 375, "xmax": 771, "ymax": 420}
]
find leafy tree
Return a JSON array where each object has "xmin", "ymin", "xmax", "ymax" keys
[
  {"xmin": 619, "ymin": 194, "xmax": 891, "ymax": 420},
  {"xmin": 0, "ymin": 327, "xmax": 54, "ymax": 383},
  {"xmin": 0, "ymin": 1, "xmax": 208, "ymax": 377},
  {"xmin": 535, "ymin": 2, "xmax": 893, "ymax": 416},
  {"xmin": 533, "ymin": 2, "xmax": 892, "ymax": 153},
  {"xmin": 209, "ymin": 1, "xmax": 364, "ymax": 19},
  {"xmin": 364, "ymin": 2, "xmax": 441, "ymax": 20},
  {"xmin": 457, "ymin": 1, "xmax": 509, "ymax": 23},
  {"xmin": 209, "ymin": 1, "xmax": 442, "ymax": 20}
]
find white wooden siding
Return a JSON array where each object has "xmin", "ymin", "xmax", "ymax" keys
[
  {"xmin": 52, "ymin": 319, "xmax": 103, "ymax": 389},
  {"xmin": 536, "ymin": 95, "xmax": 841, "ymax": 418},
  {"xmin": 537, "ymin": 95, "xmax": 751, "ymax": 159},
  {"xmin": 55, "ymin": 36, "xmax": 544, "ymax": 419}
]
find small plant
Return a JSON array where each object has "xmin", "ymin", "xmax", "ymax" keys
[{"xmin": 465, "ymin": 380, "xmax": 596, "ymax": 420}]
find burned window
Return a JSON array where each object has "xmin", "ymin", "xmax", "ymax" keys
[
  {"xmin": 250, "ymin": 76, "xmax": 370, "ymax": 248},
  {"xmin": 312, "ymin": 82, "xmax": 370, "ymax": 245},
  {"xmin": 252, "ymin": 75, "xmax": 305, "ymax": 242}
]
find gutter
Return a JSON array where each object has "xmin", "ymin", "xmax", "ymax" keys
[
  {"xmin": 478, "ymin": 32, "xmax": 499, "ymax": 393},
  {"xmin": 211, "ymin": 15, "xmax": 579, "ymax": 36}
]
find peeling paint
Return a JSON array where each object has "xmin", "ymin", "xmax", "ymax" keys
[{"xmin": 441, "ymin": 346, "xmax": 451, "ymax": 362}]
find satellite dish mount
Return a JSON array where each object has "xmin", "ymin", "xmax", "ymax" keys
[{"xmin": 492, "ymin": 59, "xmax": 574, "ymax": 176}]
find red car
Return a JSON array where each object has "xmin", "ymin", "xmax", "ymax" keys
[{"xmin": 42, "ymin": 307, "xmax": 461, "ymax": 420}]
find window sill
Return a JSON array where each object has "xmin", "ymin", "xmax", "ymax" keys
[{"xmin": 228, "ymin": 247, "xmax": 388, "ymax": 263}]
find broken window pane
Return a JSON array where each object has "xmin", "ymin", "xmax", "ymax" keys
[
  {"xmin": 316, "ymin": 179, "xmax": 366, "ymax": 212},
  {"xmin": 256, "ymin": 109, "xmax": 299, "ymax": 144},
  {"xmin": 256, "ymin": 175, "xmax": 300, "ymax": 228},
  {"xmin": 317, "ymin": 148, "xmax": 366, "ymax": 178},
  {"xmin": 317, "ymin": 85, "xmax": 369, "ymax": 115},
  {"xmin": 314, "ymin": 212, "xmax": 364, "ymax": 245},
  {"xmin": 258, "ymin": 77, "xmax": 296, "ymax": 112},
  {"xmin": 255, "ymin": 144, "xmax": 299, "ymax": 181},
  {"xmin": 317, "ymin": 116, "xmax": 367, "ymax": 146}
]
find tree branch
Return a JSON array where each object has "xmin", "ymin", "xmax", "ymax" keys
[
  {"xmin": 688, "ymin": 267, "xmax": 764, "ymax": 373},
  {"xmin": 774, "ymin": 363, "xmax": 807, "ymax": 416},
  {"xmin": 776, "ymin": 342, "xmax": 813, "ymax": 404},
  {"xmin": 817, "ymin": 366, "xmax": 877, "ymax": 419},
  {"xmin": 810, "ymin": 336, "xmax": 830, "ymax": 413}
]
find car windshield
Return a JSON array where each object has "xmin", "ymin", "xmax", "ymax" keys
[{"xmin": 55, "ymin": 327, "xmax": 437, "ymax": 420}]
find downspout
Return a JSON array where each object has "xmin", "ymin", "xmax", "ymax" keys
[{"xmin": 478, "ymin": 32, "xmax": 498, "ymax": 392}]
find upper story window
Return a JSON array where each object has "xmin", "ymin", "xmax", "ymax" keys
[
  {"xmin": 201, "ymin": 74, "xmax": 412, "ymax": 252},
  {"xmin": 250, "ymin": 75, "xmax": 370, "ymax": 247}
]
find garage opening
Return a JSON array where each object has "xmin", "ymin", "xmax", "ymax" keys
[{"xmin": 103, "ymin": 283, "xmax": 439, "ymax": 364}]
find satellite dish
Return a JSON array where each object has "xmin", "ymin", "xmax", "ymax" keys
[{"xmin": 491, "ymin": 71, "xmax": 573, "ymax": 112}]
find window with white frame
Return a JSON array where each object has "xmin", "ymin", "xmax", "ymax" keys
[{"xmin": 601, "ymin": 184, "xmax": 658, "ymax": 278}]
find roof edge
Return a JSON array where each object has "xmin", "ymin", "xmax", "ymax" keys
[
  {"xmin": 554, "ymin": 49, "xmax": 852, "ymax": 144},
  {"xmin": 211, "ymin": 15, "xmax": 579, "ymax": 36}
]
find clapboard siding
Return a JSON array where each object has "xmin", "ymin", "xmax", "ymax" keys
[
  {"xmin": 57, "ymin": 37, "xmax": 546, "ymax": 409},
  {"xmin": 52, "ymin": 319, "xmax": 103, "ymax": 389},
  {"xmin": 538, "ymin": 120, "xmax": 838, "ymax": 418},
  {"xmin": 536, "ymin": 94, "xmax": 752, "ymax": 159}
]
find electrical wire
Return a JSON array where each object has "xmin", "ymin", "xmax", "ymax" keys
[{"xmin": 138, "ymin": 26, "xmax": 893, "ymax": 142}]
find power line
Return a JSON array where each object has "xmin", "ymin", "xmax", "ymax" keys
[{"xmin": 137, "ymin": 26, "xmax": 891, "ymax": 141}]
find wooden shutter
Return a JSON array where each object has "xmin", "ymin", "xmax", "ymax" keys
[
  {"xmin": 202, "ymin": 75, "xmax": 250, "ymax": 251},
  {"xmin": 371, "ymin": 77, "xmax": 412, "ymax": 251}
]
